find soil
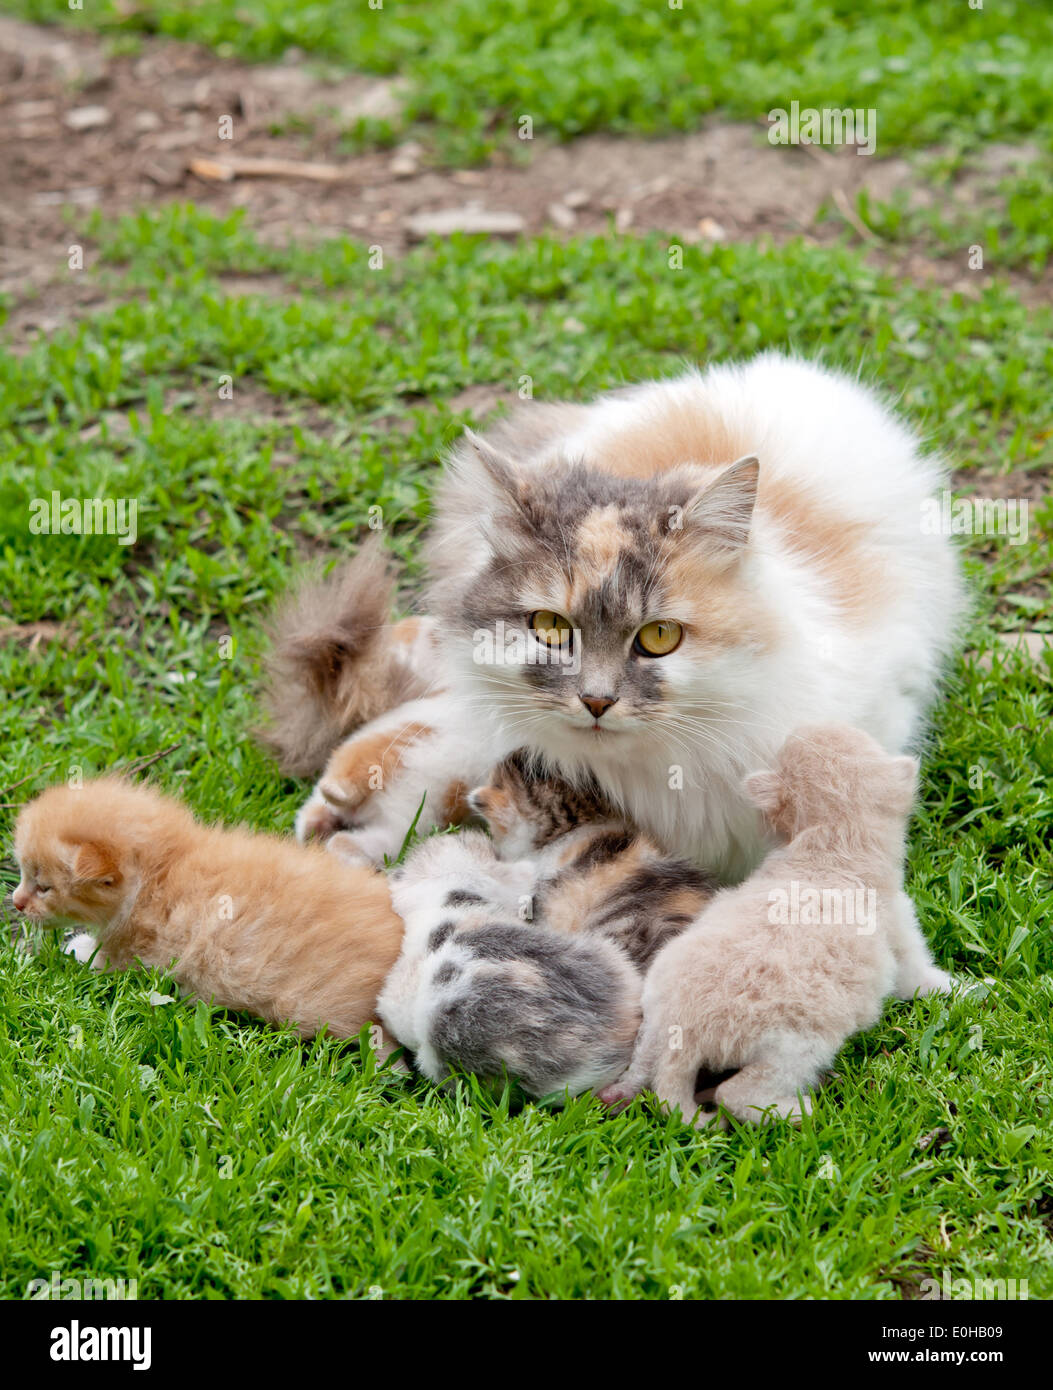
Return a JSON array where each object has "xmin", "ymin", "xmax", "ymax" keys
[
  {"xmin": 4, "ymin": 15, "xmax": 1049, "ymax": 350},
  {"xmin": 1, "ymin": 17, "xmax": 1049, "ymax": 531}
]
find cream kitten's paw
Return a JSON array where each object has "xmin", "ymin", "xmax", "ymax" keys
[
  {"xmin": 63, "ymin": 932, "xmax": 104, "ymax": 969},
  {"xmin": 914, "ymin": 967, "xmax": 955, "ymax": 997},
  {"xmin": 597, "ymin": 1081, "xmax": 638, "ymax": 1111}
]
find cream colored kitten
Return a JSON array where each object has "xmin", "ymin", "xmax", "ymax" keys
[{"xmin": 599, "ymin": 725, "xmax": 953, "ymax": 1126}]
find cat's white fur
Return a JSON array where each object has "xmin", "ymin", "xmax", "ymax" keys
[{"xmin": 431, "ymin": 354, "xmax": 965, "ymax": 877}]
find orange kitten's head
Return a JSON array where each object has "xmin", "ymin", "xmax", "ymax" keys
[
  {"xmin": 744, "ymin": 724, "xmax": 918, "ymax": 840},
  {"xmin": 12, "ymin": 778, "xmax": 195, "ymax": 928}
]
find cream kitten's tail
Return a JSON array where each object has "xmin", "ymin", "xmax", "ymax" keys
[{"xmin": 257, "ymin": 538, "xmax": 439, "ymax": 776}]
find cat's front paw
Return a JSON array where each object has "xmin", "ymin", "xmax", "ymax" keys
[
  {"xmin": 295, "ymin": 794, "xmax": 347, "ymax": 844},
  {"xmin": 597, "ymin": 1081, "xmax": 638, "ymax": 1111},
  {"xmin": 63, "ymin": 932, "xmax": 104, "ymax": 969}
]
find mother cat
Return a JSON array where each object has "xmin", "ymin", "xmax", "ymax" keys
[{"xmin": 262, "ymin": 353, "xmax": 963, "ymax": 880}]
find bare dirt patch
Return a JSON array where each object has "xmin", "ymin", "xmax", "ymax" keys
[{"xmin": 4, "ymin": 16, "xmax": 1041, "ymax": 347}]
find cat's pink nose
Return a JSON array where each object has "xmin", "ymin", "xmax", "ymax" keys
[
  {"xmin": 12, "ymin": 886, "xmax": 29, "ymax": 911},
  {"xmin": 580, "ymin": 694, "xmax": 617, "ymax": 720}
]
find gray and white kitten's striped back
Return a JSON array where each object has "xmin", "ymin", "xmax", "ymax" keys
[{"xmin": 376, "ymin": 831, "xmax": 640, "ymax": 1098}]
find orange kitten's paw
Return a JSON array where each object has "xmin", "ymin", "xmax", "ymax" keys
[{"xmin": 63, "ymin": 932, "xmax": 105, "ymax": 970}]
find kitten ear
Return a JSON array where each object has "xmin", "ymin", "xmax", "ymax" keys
[
  {"xmin": 67, "ymin": 841, "xmax": 120, "ymax": 887},
  {"xmin": 744, "ymin": 770, "xmax": 783, "ymax": 814},
  {"xmin": 685, "ymin": 454, "xmax": 759, "ymax": 551}
]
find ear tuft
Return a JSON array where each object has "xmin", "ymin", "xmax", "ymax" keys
[
  {"xmin": 463, "ymin": 428, "xmax": 517, "ymax": 491},
  {"xmin": 68, "ymin": 842, "xmax": 120, "ymax": 886},
  {"xmin": 686, "ymin": 454, "xmax": 759, "ymax": 551},
  {"xmin": 744, "ymin": 769, "xmax": 783, "ymax": 814},
  {"xmin": 460, "ymin": 428, "xmax": 534, "ymax": 529}
]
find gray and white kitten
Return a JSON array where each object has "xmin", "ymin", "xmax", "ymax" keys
[
  {"xmin": 375, "ymin": 830, "xmax": 641, "ymax": 1098},
  {"xmin": 361, "ymin": 753, "xmax": 714, "ymax": 1097}
]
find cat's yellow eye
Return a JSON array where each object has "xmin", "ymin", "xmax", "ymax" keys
[
  {"xmin": 634, "ymin": 620, "xmax": 683, "ymax": 657},
  {"xmin": 530, "ymin": 610, "xmax": 573, "ymax": 646}
]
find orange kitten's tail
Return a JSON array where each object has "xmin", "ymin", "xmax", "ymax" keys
[{"xmin": 257, "ymin": 538, "xmax": 441, "ymax": 777}]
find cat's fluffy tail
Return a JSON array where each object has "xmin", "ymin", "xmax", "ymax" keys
[{"xmin": 257, "ymin": 538, "xmax": 438, "ymax": 776}]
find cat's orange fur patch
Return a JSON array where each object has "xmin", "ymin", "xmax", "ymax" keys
[
  {"xmin": 661, "ymin": 884, "xmax": 711, "ymax": 920},
  {"xmin": 572, "ymin": 505, "xmax": 636, "ymax": 593},
  {"xmin": 762, "ymin": 478, "xmax": 895, "ymax": 623},
  {"xmin": 322, "ymin": 720, "xmax": 434, "ymax": 811},
  {"xmin": 593, "ymin": 399, "xmax": 748, "ymax": 478},
  {"xmin": 391, "ymin": 616, "xmax": 426, "ymax": 645},
  {"xmin": 662, "ymin": 546, "xmax": 779, "ymax": 652},
  {"xmin": 470, "ymin": 785, "xmax": 511, "ymax": 831},
  {"xmin": 583, "ymin": 395, "xmax": 891, "ymax": 623},
  {"xmin": 439, "ymin": 779, "xmax": 473, "ymax": 827}
]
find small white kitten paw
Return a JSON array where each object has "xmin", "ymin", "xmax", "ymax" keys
[{"xmin": 63, "ymin": 932, "xmax": 103, "ymax": 968}]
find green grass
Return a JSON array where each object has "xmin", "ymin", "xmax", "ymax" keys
[
  {"xmin": 0, "ymin": 207, "xmax": 1050, "ymax": 1298},
  {"xmin": 833, "ymin": 149, "xmax": 1053, "ymax": 276},
  {"xmin": 7, "ymin": 0, "xmax": 1053, "ymax": 159}
]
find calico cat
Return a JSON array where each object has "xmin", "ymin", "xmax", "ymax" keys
[
  {"xmin": 13, "ymin": 778, "xmax": 404, "ymax": 1044},
  {"xmin": 263, "ymin": 355, "xmax": 964, "ymax": 881},
  {"xmin": 374, "ymin": 829, "xmax": 642, "ymax": 1098},
  {"xmin": 599, "ymin": 725, "xmax": 954, "ymax": 1127}
]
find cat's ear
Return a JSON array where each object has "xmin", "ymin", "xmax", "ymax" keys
[
  {"xmin": 66, "ymin": 841, "xmax": 121, "ymax": 887},
  {"xmin": 462, "ymin": 429, "xmax": 522, "ymax": 502},
  {"xmin": 743, "ymin": 770, "xmax": 783, "ymax": 814},
  {"xmin": 684, "ymin": 454, "xmax": 759, "ymax": 552}
]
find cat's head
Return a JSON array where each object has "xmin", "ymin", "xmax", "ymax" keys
[
  {"xmin": 439, "ymin": 430, "xmax": 767, "ymax": 760},
  {"xmin": 12, "ymin": 778, "xmax": 193, "ymax": 928},
  {"xmin": 468, "ymin": 749, "xmax": 618, "ymax": 856},
  {"xmin": 744, "ymin": 724, "xmax": 918, "ymax": 839}
]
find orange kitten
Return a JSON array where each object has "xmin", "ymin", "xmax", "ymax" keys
[{"xmin": 13, "ymin": 778, "xmax": 404, "ymax": 1042}]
